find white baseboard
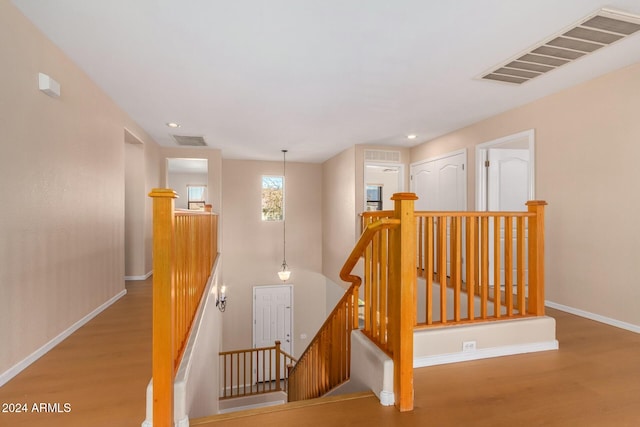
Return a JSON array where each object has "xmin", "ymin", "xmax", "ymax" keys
[
  {"xmin": 379, "ymin": 390, "xmax": 394, "ymax": 406},
  {"xmin": 545, "ymin": 300, "xmax": 640, "ymax": 334},
  {"xmin": 125, "ymin": 271, "xmax": 152, "ymax": 281},
  {"xmin": 0, "ymin": 289, "xmax": 127, "ymax": 387},
  {"xmin": 413, "ymin": 340, "xmax": 559, "ymax": 368}
]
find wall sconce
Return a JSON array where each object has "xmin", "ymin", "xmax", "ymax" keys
[{"xmin": 216, "ymin": 285, "xmax": 227, "ymax": 312}]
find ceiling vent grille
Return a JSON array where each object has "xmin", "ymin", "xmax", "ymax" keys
[
  {"xmin": 364, "ymin": 149, "xmax": 401, "ymax": 163},
  {"xmin": 481, "ymin": 8, "xmax": 640, "ymax": 85},
  {"xmin": 171, "ymin": 135, "xmax": 207, "ymax": 147}
]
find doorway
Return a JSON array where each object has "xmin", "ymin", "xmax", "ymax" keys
[
  {"xmin": 253, "ymin": 285, "xmax": 293, "ymax": 381},
  {"xmin": 410, "ymin": 149, "xmax": 467, "ymax": 278},
  {"xmin": 476, "ymin": 130, "xmax": 535, "ymax": 287},
  {"xmin": 476, "ymin": 129, "xmax": 535, "ymax": 211},
  {"xmin": 166, "ymin": 158, "xmax": 209, "ymax": 210},
  {"xmin": 364, "ymin": 163, "xmax": 404, "ymax": 211}
]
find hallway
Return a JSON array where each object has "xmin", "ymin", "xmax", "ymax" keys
[
  {"xmin": 2, "ymin": 276, "xmax": 640, "ymax": 426},
  {"xmin": 0, "ymin": 279, "xmax": 152, "ymax": 427}
]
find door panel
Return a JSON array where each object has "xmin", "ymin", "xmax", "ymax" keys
[
  {"xmin": 487, "ymin": 149, "xmax": 530, "ymax": 287},
  {"xmin": 411, "ymin": 151, "xmax": 466, "ymax": 279},
  {"xmin": 253, "ymin": 286, "xmax": 292, "ymax": 382}
]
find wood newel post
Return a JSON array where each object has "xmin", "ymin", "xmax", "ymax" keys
[
  {"xmin": 526, "ymin": 200, "xmax": 547, "ymax": 316},
  {"xmin": 149, "ymin": 188, "xmax": 178, "ymax": 427},
  {"xmin": 275, "ymin": 340, "xmax": 282, "ymax": 391},
  {"xmin": 390, "ymin": 192, "xmax": 417, "ymax": 412}
]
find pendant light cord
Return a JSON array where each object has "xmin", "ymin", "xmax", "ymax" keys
[{"xmin": 282, "ymin": 150, "xmax": 287, "ymax": 267}]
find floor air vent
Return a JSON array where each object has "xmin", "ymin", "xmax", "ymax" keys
[
  {"xmin": 171, "ymin": 135, "xmax": 207, "ymax": 147},
  {"xmin": 481, "ymin": 8, "xmax": 640, "ymax": 85}
]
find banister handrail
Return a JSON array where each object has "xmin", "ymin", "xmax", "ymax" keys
[
  {"xmin": 288, "ymin": 218, "xmax": 401, "ymax": 403},
  {"xmin": 340, "ymin": 218, "xmax": 400, "ymax": 287}
]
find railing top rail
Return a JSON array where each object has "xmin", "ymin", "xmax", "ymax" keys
[
  {"xmin": 414, "ymin": 211, "xmax": 536, "ymax": 217},
  {"xmin": 360, "ymin": 210, "xmax": 393, "ymax": 218},
  {"xmin": 362, "ymin": 210, "xmax": 540, "ymax": 219},
  {"xmin": 219, "ymin": 346, "xmax": 297, "ymax": 362},
  {"xmin": 340, "ymin": 218, "xmax": 400, "ymax": 286},
  {"xmin": 174, "ymin": 210, "xmax": 218, "ymax": 216}
]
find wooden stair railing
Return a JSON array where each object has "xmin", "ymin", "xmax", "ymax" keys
[
  {"xmin": 288, "ymin": 193, "xmax": 418, "ymax": 412},
  {"xmin": 219, "ymin": 341, "xmax": 296, "ymax": 399},
  {"xmin": 287, "ymin": 217, "xmax": 400, "ymax": 403},
  {"xmin": 361, "ymin": 201, "xmax": 548, "ymax": 327},
  {"xmin": 149, "ymin": 189, "xmax": 219, "ymax": 427}
]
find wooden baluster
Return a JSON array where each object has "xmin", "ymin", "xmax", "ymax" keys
[
  {"xmin": 417, "ymin": 216, "xmax": 423, "ymax": 277},
  {"xmin": 517, "ymin": 217, "xmax": 526, "ymax": 314},
  {"xmin": 453, "ymin": 216, "xmax": 462, "ymax": 322},
  {"xmin": 481, "ymin": 216, "xmax": 489, "ymax": 319},
  {"xmin": 426, "ymin": 217, "xmax": 434, "ymax": 325},
  {"xmin": 364, "ymin": 241, "xmax": 372, "ymax": 334},
  {"xmin": 527, "ymin": 201, "xmax": 547, "ymax": 315},
  {"xmin": 466, "ymin": 216, "xmax": 476, "ymax": 321},
  {"xmin": 380, "ymin": 228, "xmax": 388, "ymax": 343},
  {"xmin": 493, "ymin": 216, "xmax": 501, "ymax": 318},
  {"xmin": 505, "ymin": 216, "xmax": 513, "ymax": 316},
  {"xmin": 372, "ymin": 232, "xmax": 380, "ymax": 340},
  {"xmin": 438, "ymin": 216, "xmax": 447, "ymax": 324}
]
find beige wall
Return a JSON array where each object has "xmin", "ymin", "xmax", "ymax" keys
[
  {"xmin": 221, "ymin": 159, "xmax": 325, "ymax": 357},
  {"xmin": 322, "ymin": 147, "xmax": 357, "ymax": 287},
  {"xmin": 0, "ymin": 0, "xmax": 159, "ymax": 377},
  {"xmin": 410, "ymin": 62, "xmax": 640, "ymax": 327}
]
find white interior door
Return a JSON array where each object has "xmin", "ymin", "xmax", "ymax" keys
[
  {"xmin": 253, "ymin": 285, "xmax": 292, "ymax": 382},
  {"xmin": 487, "ymin": 148, "xmax": 530, "ymax": 286},
  {"xmin": 411, "ymin": 150, "xmax": 466, "ymax": 278}
]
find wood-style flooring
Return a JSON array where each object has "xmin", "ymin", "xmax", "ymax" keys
[
  {"xmin": 0, "ymin": 279, "xmax": 152, "ymax": 427},
  {"xmin": 2, "ymin": 277, "xmax": 640, "ymax": 426}
]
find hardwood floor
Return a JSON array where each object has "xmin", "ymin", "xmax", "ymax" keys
[
  {"xmin": 194, "ymin": 309, "xmax": 640, "ymax": 427},
  {"xmin": 2, "ymin": 277, "xmax": 640, "ymax": 427},
  {"xmin": 0, "ymin": 279, "xmax": 152, "ymax": 427}
]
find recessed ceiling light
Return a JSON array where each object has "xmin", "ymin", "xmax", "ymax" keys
[
  {"xmin": 166, "ymin": 122, "xmax": 181, "ymax": 128},
  {"xmin": 407, "ymin": 134, "xmax": 417, "ymax": 140}
]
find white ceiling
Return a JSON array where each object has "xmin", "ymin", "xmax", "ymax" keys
[{"xmin": 12, "ymin": 0, "xmax": 640, "ymax": 163}]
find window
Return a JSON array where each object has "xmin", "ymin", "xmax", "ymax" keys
[
  {"xmin": 262, "ymin": 176, "xmax": 284, "ymax": 221},
  {"xmin": 187, "ymin": 185, "xmax": 206, "ymax": 210}
]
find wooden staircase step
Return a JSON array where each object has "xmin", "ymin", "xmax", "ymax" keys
[{"xmin": 190, "ymin": 391, "xmax": 375, "ymax": 425}]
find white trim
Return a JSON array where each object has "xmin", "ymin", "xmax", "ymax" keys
[
  {"xmin": 413, "ymin": 340, "xmax": 558, "ymax": 368},
  {"xmin": 475, "ymin": 129, "xmax": 535, "ymax": 211},
  {"xmin": 379, "ymin": 390, "xmax": 395, "ymax": 406},
  {"xmin": 0, "ymin": 289, "xmax": 127, "ymax": 387},
  {"xmin": 125, "ymin": 271, "xmax": 152, "ymax": 281},
  {"xmin": 546, "ymin": 300, "xmax": 640, "ymax": 334}
]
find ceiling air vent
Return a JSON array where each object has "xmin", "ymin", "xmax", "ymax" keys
[
  {"xmin": 171, "ymin": 135, "xmax": 207, "ymax": 147},
  {"xmin": 480, "ymin": 8, "xmax": 640, "ymax": 85},
  {"xmin": 364, "ymin": 149, "xmax": 401, "ymax": 163}
]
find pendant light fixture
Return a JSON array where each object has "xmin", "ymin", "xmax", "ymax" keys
[{"xmin": 278, "ymin": 149, "xmax": 291, "ymax": 282}]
